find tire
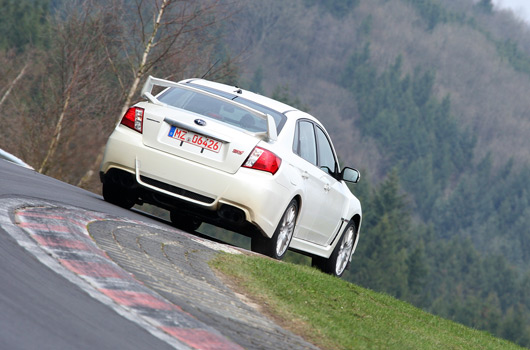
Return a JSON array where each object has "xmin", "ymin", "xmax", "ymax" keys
[
  {"xmin": 251, "ymin": 199, "xmax": 298, "ymax": 260},
  {"xmin": 102, "ymin": 182, "xmax": 135, "ymax": 209},
  {"xmin": 312, "ymin": 221, "xmax": 357, "ymax": 277},
  {"xmin": 170, "ymin": 210, "xmax": 202, "ymax": 232}
]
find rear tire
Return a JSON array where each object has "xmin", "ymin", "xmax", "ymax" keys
[
  {"xmin": 251, "ymin": 199, "xmax": 298, "ymax": 260},
  {"xmin": 102, "ymin": 183, "xmax": 135, "ymax": 209},
  {"xmin": 170, "ymin": 210, "xmax": 202, "ymax": 232},
  {"xmin": 312, "ymin": 221, "xmax": 357, "ymax": 277}
]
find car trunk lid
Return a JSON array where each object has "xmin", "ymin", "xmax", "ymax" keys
[{"xmin": 140, "ymin": 102, "xmax": 264, "ymax": 174}]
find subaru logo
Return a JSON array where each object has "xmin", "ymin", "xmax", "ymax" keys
[{"xmin": 194, "ymin": 119, "xmax": 206, "ymax": 126}]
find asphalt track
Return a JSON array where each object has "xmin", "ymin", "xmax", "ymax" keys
[{"xmin": 0, "ymin": 160, "xmax": 319, "ymax": 350}]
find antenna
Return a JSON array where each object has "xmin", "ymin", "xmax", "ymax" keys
[{"xmin": 201, "ymin": 59, "xmax": 221, "ymax": 79}]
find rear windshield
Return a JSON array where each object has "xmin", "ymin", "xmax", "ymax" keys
[{"xmin": 157, "ymin": 85, "xmax": 286, "ymax": 134}]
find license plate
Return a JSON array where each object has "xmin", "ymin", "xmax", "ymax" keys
[{"xmin": 168, "ymin": 126, "xmax": 222, "ymax": 153}]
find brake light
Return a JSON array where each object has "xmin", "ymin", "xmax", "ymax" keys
[
  {"xmin": 243, "ymin": 147, "xmax": 281, "ymax": 175},
  {"xmin": 120, "ymin": 107, "xmax": 144, "ymax": 133}
]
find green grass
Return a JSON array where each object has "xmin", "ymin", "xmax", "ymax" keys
[{"xmin": 210, "ymin": 253, "xmax": 523, "ymax": 350}]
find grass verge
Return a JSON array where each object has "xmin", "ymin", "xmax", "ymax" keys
[{"xmin": 210, "ymin": 253, "xmax": 523, "ymax": 350}]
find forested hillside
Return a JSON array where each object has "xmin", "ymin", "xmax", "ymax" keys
[
  {"xmin": 1, "ymin": 0, "xmax": 530, "ymax": 347},
  {"xmin": 224, "ymin": 0, "xmax": 530, "ymax": 346}
]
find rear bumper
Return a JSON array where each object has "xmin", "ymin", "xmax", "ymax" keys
[{"xmin": 100, "ymin": 126, "xmax": 292, "ymax": 237}]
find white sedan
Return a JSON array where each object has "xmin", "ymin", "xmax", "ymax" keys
[{"xmin": 100, "ymin": 76, "xmax": 362, "ymax": 277}]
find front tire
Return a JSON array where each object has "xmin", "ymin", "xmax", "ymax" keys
[
  {"xmin": 312, "ymin": 221, "xmax": 357, "ymax": 277},
  {"xmin": 251, "ymin": 199, "xmax": 298, "ymax": 260}
]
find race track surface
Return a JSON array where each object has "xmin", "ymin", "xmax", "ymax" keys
[{"xmin": 0, "ymin": 160, "xmax": 319, "ymax": 350}]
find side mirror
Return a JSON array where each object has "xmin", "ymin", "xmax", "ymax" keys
[{"xmin": 341, "ymin": 167, "xmax": 360, "ymax": 183}]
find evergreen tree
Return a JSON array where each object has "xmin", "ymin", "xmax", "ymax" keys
[
  {"xmin": 0, "ymin": 0, "xmax": 50, "ymax": 51},
  {"xmin": 249, "ymin": 67, "xmax": 264, "ymax": 94},
  {"xmin": 302, "ymin": 0, "xmax": 359, "ymax": 19},
  {"xmin": 271, "ymin": 84, "xmax": 309, "ymax": 112},
  {"xmin": 403, "ymin": 0, "xmax": 448, "ymax": 30},
  {"xmin": 476, "ymin": 0, "xmax": 494, "ymax": 14},
  {"xmin": 346, "ymin": 171, "xmax": 427, "ymax": 302},
  {"xmin": 341, "ymin": 41, "xmax": 530, "ymax": 347},
  {"xmin": 341, "ymin": 46, "xmax": 475, "ymax": 219}
]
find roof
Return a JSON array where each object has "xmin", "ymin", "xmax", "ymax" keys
[{"xmin": 181, "ymin": 78, "xmax": 300, "ymax": 115}]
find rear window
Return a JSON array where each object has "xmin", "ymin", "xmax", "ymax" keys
[
  {"xmin": 181, "ymin": 83, "xmax": 287, "ymax": 134},
  {"xmin": 158, "ymin": 86, "xmax": 269, "ymax": 133}
]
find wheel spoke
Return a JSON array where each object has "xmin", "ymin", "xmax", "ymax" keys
[
  {"xmin": 336, "ymin": 226, "xmax": 355, "ymax": 275},
  {"xmin": 276, "ymin": 205, "xmax": 296, "ymax": 257}
]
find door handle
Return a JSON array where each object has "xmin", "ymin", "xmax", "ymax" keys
[
  {"xmin": 301, "ymin": 171, "xmax": 309, "ymax": 179},
  {"xmin": 324, "ymin": 183, "xmax": 330, "ymax": 192}
]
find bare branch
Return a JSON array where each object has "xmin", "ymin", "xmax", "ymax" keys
[
  {"xmin": 0, "ymin": 63, "xmax": 29, "ymax": 108},
  {"xmin": 38, "ymin": 88, "xmax": 72, "ymax": 173},
  {"xmin": 117, "ymin": 0, "xmax": 171, "ymax": 122},
  {"xmin": 101, "ymin": 35, "xmax": 125, "ymax": 91},
  {"xmin": 39, "ymin": 1, "xmax": 110, "ymax": 174}
]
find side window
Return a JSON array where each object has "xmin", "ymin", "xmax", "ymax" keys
[
  {"xmin": 315, "ymin": 126, "xmax": 337, "ymax": 174},
  {"xmin": 294, "ymin": 121, "xmax": 317, "ymax": 166}
]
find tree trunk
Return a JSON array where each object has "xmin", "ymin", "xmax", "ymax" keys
[
  {"xmin": 77, "ymin": 0, "xmax": 170, "ymax": 188},
  {"xmin": 39, "ymin": 90, "xmax": 72, "ymax": 173},
  {"xmin": 0, "ymin": 63, "xmax": 29, "ymax": 108}
]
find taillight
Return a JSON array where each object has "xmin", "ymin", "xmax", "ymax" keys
[
  {"xmin": 120, "ymin": 107, "xmax": 144, "ymax": 133},
  {"xmin": 243, "ymin": 147, "xmax": 281, "ymax": 175}
]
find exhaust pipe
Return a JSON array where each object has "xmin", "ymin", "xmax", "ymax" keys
[{"xmin": 218, "ymin": 205, "xmax": 245, "ymax": 223}]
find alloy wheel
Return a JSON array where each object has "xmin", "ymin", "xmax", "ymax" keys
[
  {"xmin": 335, "ymin": 225, "xmax": 355, "ymax": 276},
  {"xmin": 275, "ymin": 204, "xmax": 297, "ymax": 257}
]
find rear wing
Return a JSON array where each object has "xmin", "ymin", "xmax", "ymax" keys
[{"xmin": 141, "ymin": 76, "xmax": 278, "ymax": 142}]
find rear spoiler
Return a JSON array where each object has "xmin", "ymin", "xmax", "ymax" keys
[{"xmin": 141, "ymin": 76, "xmax": 278, "ymax": 142}]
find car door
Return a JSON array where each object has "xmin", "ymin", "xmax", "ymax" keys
[
  {"xmin": 311, "ymin": 125, "xmax": 347, "ymax": 245},
  {"xmin": 292, "ymin": 120, "xmax": 346, "ymax": 245},
  {"xmin": 291, "ymin": 120, "xmax": 322, "ymax": 241}
]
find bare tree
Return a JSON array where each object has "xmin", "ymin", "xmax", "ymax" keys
[
  {"xmin": 77, "ymin": 0, "xmax": 236, "ymax": 188},
  {"xmin": 0, "ymin": 50, "xmax": 34, "ymax": 162},
  {"xmin": 0, "ymin": 0, "xmax": 239, "ymax": 190},
  {"xmin": 38, "ymin": 1, "xmax": 113, "ymax": 174}
]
